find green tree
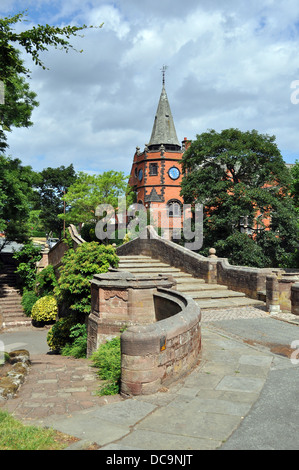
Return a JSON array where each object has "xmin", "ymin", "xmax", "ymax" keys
[
  {"xmin": 12, "ymin": 241, "xmax": 42, "ymax": 289},
  {"xmin": 0, "ymin": 63, "xmax": 39, "ymax": 152},
  {"xmin": 35, "ymin": 164, "xmax": 77, "ymax": 237},
  {"xmin": 0, "ymin": 155, "xmax": 38, "ymax": 250},
  {"xmin": 0, "ymin": 11, "xmax": 99, "ymax": 150},
  {"xmin": 290, "ymin": 160, "xmax": 299, "ymax": 209},
  {"xmin": 289, "ymin": 161, "xmax": 299, "ymax": 267},
  {"xmin": 181, "ymin": 128, "xmax": 298, "ymax": 267},
  {"xmin": 61, "ymin": 170, "xmax": 133, "ymax": 227}
]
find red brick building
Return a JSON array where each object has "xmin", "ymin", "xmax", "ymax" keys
[{"xmin": 129, "ymin": 79, "xmax": 190, "ymax": 235}]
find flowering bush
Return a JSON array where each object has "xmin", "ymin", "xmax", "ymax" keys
[{"xmin": 31, "ymin": 295, "xmax": 58, "ymax": 323}]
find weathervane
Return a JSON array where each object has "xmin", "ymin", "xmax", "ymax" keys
[{"xmin": 161, "ymin": 65, "xmax": 168, "ymax": 86}]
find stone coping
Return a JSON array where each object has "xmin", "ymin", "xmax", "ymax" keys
[{"xmin": 91, "ymin": 269, "xmax": 176, "ymax": 290}]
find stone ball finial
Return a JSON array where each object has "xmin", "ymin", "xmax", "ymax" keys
[{"xmin": 209, "ymin": 248, "xmax": 217, "ymax": 258}]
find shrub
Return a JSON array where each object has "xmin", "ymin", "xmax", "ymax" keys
[
  {"xmin": 54, "ymin": 242, "xmax": 119, "ymax": 318},
  {"xmin": 61, "ymin": 323, "xmax": 87, "ymax": 358},
  {"xmin": 21, "ymin": 290, "xmax": 39, "ymax": 317},
  {"xmin": 31, "ymin": 295, "xmax": 58, "ymax": 323},
  {"xmin": 90, "ymin": 337, "xmax": 121, "ymax": 395},
  {"xmin": 13, "ymin": 242, "xmax": 42, "ymax": 290},
  {"xmin": 35, "ymin": 265, "xmax": 58, "ymax": 297},
  {"xmin": 47, "ymin": 316, "xmax": 78, "ymax": 352}
]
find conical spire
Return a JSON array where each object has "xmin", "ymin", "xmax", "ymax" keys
[{"xmin": 148, "ymin": 72, "xmax": 181, "ymax": 151}]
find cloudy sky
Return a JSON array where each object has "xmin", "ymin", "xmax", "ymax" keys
[{"xmin": 2, "ymin": 0, "xmax": 299, "ymax": 176}]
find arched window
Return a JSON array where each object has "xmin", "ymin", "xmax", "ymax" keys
[{"xmin": 167, "ymin": 200, "xmax": 182, "ymax": 217}]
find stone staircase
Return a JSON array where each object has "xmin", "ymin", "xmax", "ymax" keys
[
  {"xmin": 0, "ymin": 265, "xmax": 32, "ymax": 330},
  {"xmin": 117, "ymin": 255, "xmax": 265, "ymax": 310}
]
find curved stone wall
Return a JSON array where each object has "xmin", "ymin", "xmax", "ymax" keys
[{"xmin": 120, "ymin": 288, "xmax": 201, "ymax": 397}]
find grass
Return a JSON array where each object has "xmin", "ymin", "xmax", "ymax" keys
[{"xmin": 0, "ymin": 410, "xmax": 77, "ymax": 450}]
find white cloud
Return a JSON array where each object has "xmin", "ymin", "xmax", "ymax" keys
[
  {"xmin": 83, "ymin": 5, "xmax": 130, "ymax": 40},
  {"xmin": 2, "ymin": 0, "xmax": 299, "ymax": 176}
]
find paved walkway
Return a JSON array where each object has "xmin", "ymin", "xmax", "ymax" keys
[
  {"xmin": 0, "ymin": 353, "xmax": 122, "ymax": 421},
  {"xmin": 0, "ymin": 307, "xmax": 298, "ymax": 450}
]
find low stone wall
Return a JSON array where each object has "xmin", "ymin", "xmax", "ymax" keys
[
  {"xmin": 216, "ymin": 258, "xmax": 273, "ymax": 300},
  {"xmin": 266, "ymin": 273, "xmax": 299, "ymax": 314},
  {"xmin": 116, "ymin": 226, "xmax": 299, "ymax": 312},
  {"xmin": 117, "ymin": 226, "xmax": 218, "ymax": 283},
  {"xmin": 38, "ymin": 224, "xmax": 85, "ymax": 274},
  {"xmin": 116, "ymin": 226, "xmax": 275, "ymax": 299},
  {"xmin": 47, "ymin": 241, "xmax": 68, "ymax": 272},
  {"xmin": 121, "ymin": 289, "xmax": 201, "ymax": 396}
]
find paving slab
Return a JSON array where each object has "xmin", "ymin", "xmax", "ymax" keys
[
  {"xmin": 1, "ymin": 306, "xmax": 299, "ymax": 451},
  {"xmin": 85, "ymin": 399, "xmax": 157, "ymax": 427},
  {"xmin": 215, "ymin": 375, "xmax": 265, "ymax": 393},
  {"xmin": 109, "ymin": 428, "xmax": 222, "ymax": 451},
  {"xmin": 43, "ymin": 413, "xmax": 131, "ymax": 446},
  {"xmin": 221, "ymin": 366, "xmax": 299, "ymax": 450}
]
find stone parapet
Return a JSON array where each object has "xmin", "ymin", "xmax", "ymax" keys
[
  {"xmin": 217, "ymin": 258, "xmax": 273, "ymax": 300},
  {"xmin": 121, "ymin": 288, "xmax": 201, "ymax": 396},
  {"xmin": 116, "ymin": 226, "xmax": 276, "ymax": 299},
  {"xmin": 117, "ymin": 226, "xmax": 217, "ymax": 283},
  {"xmin": 267, "ymin": 273, "xmax": 299, "ymax": 315},
  {"xmin": 87, "ymin": 269, "xmax": 201, "ymax": 396}
]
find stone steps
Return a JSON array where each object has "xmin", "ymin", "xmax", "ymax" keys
[
  {"xmin": 187, "ymin": 289, "xmax": 245, "ymax": 300},
  {"xmin": 118, "ymin": 255, "xmax": 265, "ymax": 310},
  {"xmin": 0, "ymin": 266, "xmax": 32, "ymax": 330}
]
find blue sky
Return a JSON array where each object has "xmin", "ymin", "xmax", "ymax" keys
[{"xmin": 2, "ymin": 0, "xmax": 299, "ymax": 175}]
